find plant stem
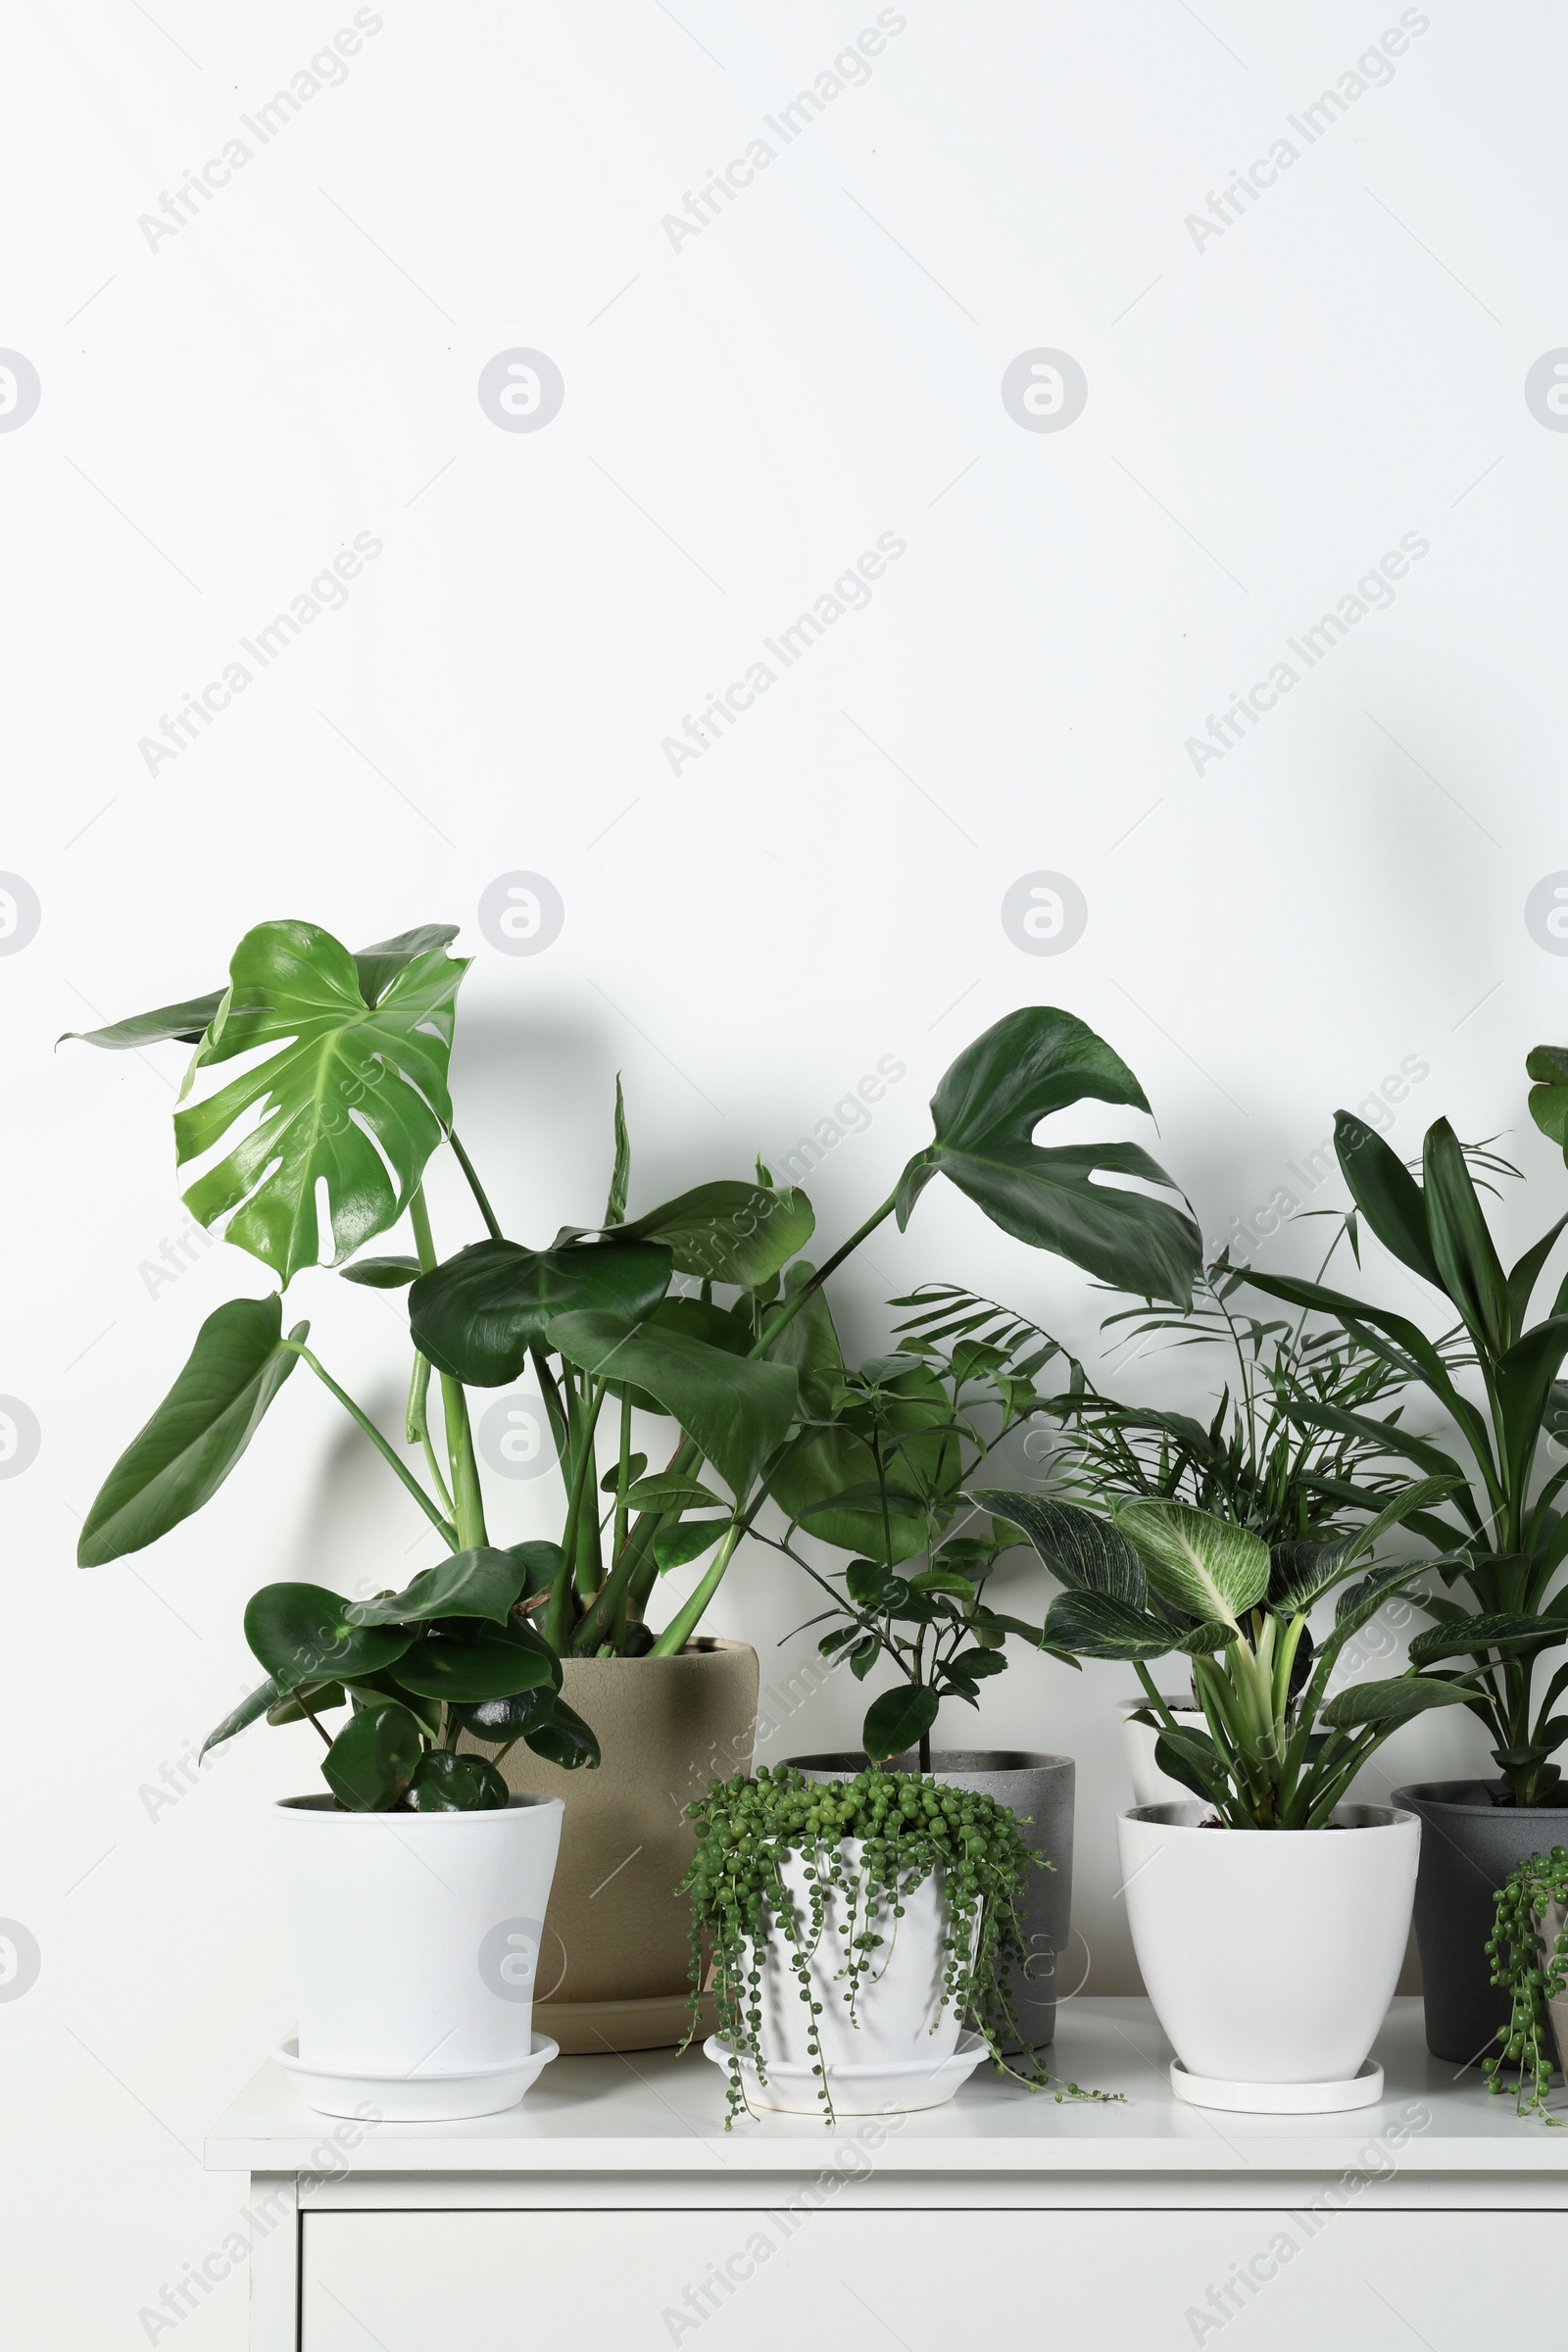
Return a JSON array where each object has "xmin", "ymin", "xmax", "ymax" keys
[
  {"xmin": 447, "ymin": 1129, "xmax": 504, "ymax": 1240},
  {"xmin": 410, "ymin": 1186, "xmax": 487, "ymax": 1549},
  {"xmin": 291, "ymin": 1343, "xmax": 457, "ymax": 1545},
  {"xmin": 547, "ymin": 1378, "xmax": 606, "ymax": 1648},
  {"xmin": 648, "ymin": 1517, "xmax": 745, "ymax": 1657},
  {"xmin": 405, "ymin": 1350, "xmax": 455, "ymax": 1516}
]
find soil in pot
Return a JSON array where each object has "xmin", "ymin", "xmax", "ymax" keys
[
  {"xmin": 1393, "ymin": 1780, "xmax": 1568, "ymax": 2065},
  {"xmin": 477, "ymin": 1639, "xmax": 758, "ymax": 2052},
  {"xmin": 786, "ymin": 1748, "xmax": 1074, "ymax": 2052}
]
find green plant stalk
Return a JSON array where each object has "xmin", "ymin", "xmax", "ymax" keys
[
  {"xmin": 571, "ymin": 1190, "xmax": 903, "ymax": 1653},
  {"xmin": 612, "ymin": 1394, "xmax": 632, "ymax": 1562},
  {"xmin": 447, "ymin": 1129, "xmax": 504, "ymax": 1240},
  {"xmin": 647, "ymin": 1517, "xmax": 747, "ymax": 1658},
  {"xmin": 289, "ymin": 1343, "xmax": 457, "ymax": 1545},
  {"xmin": 409, "ymin": 1186, "xmax": 488, "ymax": 1550},
  {"xmin": 546, "ymin": 1378, "xmax": 607, "ymax": 1648},
  {"xmin": 405, "ymin": 1349, "xmax": 455, "ymax": 1517}
]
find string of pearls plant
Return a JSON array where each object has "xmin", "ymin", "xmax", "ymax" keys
[
  {"xmin": 1485, "ymin": 1846, "xmax": 1568, "ymax": 2125},
  {"xmin": 680, "ymin": 1764, "xmax": 1118, "ymax": 2126}
]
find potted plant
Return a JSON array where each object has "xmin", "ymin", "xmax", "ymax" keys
[
  {"xmin": 1239, "ymin": 1087, "xmax": 1568, "ymax": 2063},
  {"xmin": 72, "ymin": 922, "xmax": 1203, "ymax": 2051},
  {"xmin": 759, "ymin": 1292, "xmax": 1080, "ymax": 2050},
  {"xmin": 681, "ymin": 1763, "xmax": 1114, "ymax": 2124},
  {"xmin": 982, "ymin": 1491, "xmax": 1473, "ymax": 2110},
  {"xmin": 1484, "ymin": 1845, "xmax": 1568, "ymax": 2123}
]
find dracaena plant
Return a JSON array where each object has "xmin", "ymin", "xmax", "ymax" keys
[
  {"xmin": 1240, "ymin": 1084, "xmax": 1568, "ymax": 1808},
  {"xmin": 70, "ymin": 921, "xmax": 1201, "ymax": 1802},
  {"xmin": 975, "ymin": 1491, "xmax": 1473, "ymax": 1828}
]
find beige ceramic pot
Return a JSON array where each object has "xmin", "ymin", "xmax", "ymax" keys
[{"xmin": 470, "ymin": 1639, "xmax": 759, "ymax": 2053}]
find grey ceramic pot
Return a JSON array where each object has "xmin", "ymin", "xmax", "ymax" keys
[
  {"xmin": 784, "ymin": 1749, "xmax": 1075, "ymax": 2052},
  {"xmin": 1393, "ymin": 1780, "xmax": 1568, "ymax": 2063}
]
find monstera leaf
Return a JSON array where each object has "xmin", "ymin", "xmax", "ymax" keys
[
  {"xmin": 895, "ymin": 1008, "xmax": 1200, "ymax": 1306},
  {"xmin": 170, "ymin": 921, "xmax": 468, "ymax": 1287},
  {"xmin": 409, "ymin": 1238, "xmax": 673, "ymax": 1386},
  {"xmin": 61, "ymin": 923, "xmax": 461, "ymax": 1051}
]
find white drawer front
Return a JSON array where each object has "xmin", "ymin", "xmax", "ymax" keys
[{"xmin": 303, "ymin": 2206, "xmax": 1562, "ymax": 2349}]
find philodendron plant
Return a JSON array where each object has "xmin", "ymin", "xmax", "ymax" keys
[
  {"xmin": 974, "ymin": 1491, "xmax": 1474, "ymax": 1828},
  {"xmin": 70, "ymin": 919, "xmax": 1203, "ymax": 1807},
  {"xmin": 1242, "ymin": 1092, "xmax": 1568, "ymax": 1808}
]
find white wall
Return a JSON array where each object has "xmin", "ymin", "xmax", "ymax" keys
[{"xmin": 4, "ymin": 3, "xmax": 1564, "ymax": 2340}]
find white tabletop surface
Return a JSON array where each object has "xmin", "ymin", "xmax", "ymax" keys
[{"xmin": 205, "ymin": 1998, "xmax": 1568, "ymax": 2177}]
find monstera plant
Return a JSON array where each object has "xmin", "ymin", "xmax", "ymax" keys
[{"xmin": 71, "ymin": 922, "xmax": 1203, "ymax": 1807}]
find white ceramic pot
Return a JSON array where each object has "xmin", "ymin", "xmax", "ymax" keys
[
  {"xmin": 1118, "ymin": 1700, "xmax": 1207, "ymax": 1809},
  {"xmin": 704, "ymin": 1840, "xmax": 986, "ymax": 2115},
  {"xmin": 1118, "ymin": 1800, "xmax": 1419, "ymax": 2112},
  {"xmin": 271, "ymin": 1792, "xmax": 564, "ymax": 2119}
]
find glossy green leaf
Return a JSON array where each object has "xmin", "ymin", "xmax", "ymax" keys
[
  {"xmin": 1494, "ymin": 1315, "xmax": 1568, "ymax": 1504},
  {"xmin": 339, "ymin": 1255, "xmax": 421, "ymax": 1289},
  {"xmin": 619, "ymin": 1180, "xmax": 814, "ymax": 1289},
  {"xmin": 201, "ymin": 1675, "xmax": 282, "ymax": 1758},
  {"xmin": 602, "ymin": 1452, "xmax": 648, "ymax": 1494},
  {"xmin": 408, "ymin": 1238, "xmax": 672, "ymax": 1387},
  {"xmin": 1407, "ymin": 1612, "xmax": 1568, "ymax": 1668},
  {"xmin": 345, "ymin": 1546, "xmax": 532, "ymax": 1628},
  {"xmin": 452, "ymin": 1686, "xmax": 558, "ymax": 1742},
  {"xmin": 760, "ymin": 1261, "xmax": 845, "ymax": 1421},
  {"xmin": 625, "ymin": 1473, "xmax": 724, "ymax": 1513},
  {"xmin": 652, "ymin": 1518, "xmax": 730, "ymax": 1572},
  {"xmin": 548, "ymin": 1309, "xmax": 797, "ymax": 1500},
  {"xmin": 605, "ymin": 1075, "xmax": 630, "ymax": 1228},
  {"xmin": 895, "ymin": 1007, "xmax": 1200, "ymax": 1306},
  {"xmin": 1422, "ymin": 1119, "xmax": 1509, "ymax": 1357},
  {"xmin": 1333, "ymin": 1111, "xmax": 1444, "ymax": 1290},
  {"xmin": 321, "ymin": 1699, "xmax": 424, "ymax": 1810},
  {"xmin": 1044, "ymin": 1590, "xmax": 1227, "ymax": 1660},
  {"xmin": 341, "ymin": 1668, "xmax": 440, "ymax": 1738},
  {"xmin": 392, "ymin": 1621, "xmax": 560, "ymax": 1701},
  {"xmin": 520, "ymin": 1696, "xmax": 601, "ymax": 1769},
  {"xmin": 1527, "ymin": 1044, "xmax": 1568, "ymax": 1156},
  {"xmin": 768, "ymin": 1360, "xmax": 956, "ymax": 1561},
  {"xmin": 862, "ymin": 1682, "xmax": 941, "ymax": 1761},
  {"xmin": 244, "ymin": 1582, "xmax": 413, "ymax": 1691},
  {"xmin": 968, "ymin": 1490, "xmax": 1148, "ymax": 1606},
  {"xmin": 60, "ymin": 925, "xmax": 462, "ymax": 1053},
  {"xmin": 79, "ymin": 1297, "xmax": 306, "ymax": 1565},
  {"xmin": 1507, "ymin": 1214, "xmax": 1568, "ymax": 1339},
  {"xmin": 1319, "ymin": 1676, "xmax": 1472, "ymax": 1732},
  {"xmin": 943, "ymin": 1646, "xmax": 1007, "ymax": 1683},
  {"xmin": 407, "ymin": 1750, "xmax": 510, "ymax": 1811},
  {"xmin": 265, "ymin": 1678, "xmax": 346, "ymax": 1727},
  {"xmin": 503, "ymin": 1540, "xmax": 567, "ymax": 1604},
  {"xmin": 1111, "ymin": 1499, "xmax": 1270, "ymax": 1628},
  {"xmin": 173, "ymin": 921, "xmax": 467, "ymax": 1287},
  {"xmin": 1267, "ymin": 1537, "xmax": 1355, "ymax": 1616},
  {"xmin": 1151, "ymin": 1725, "xmax": 1231, "ymax": 1809}
]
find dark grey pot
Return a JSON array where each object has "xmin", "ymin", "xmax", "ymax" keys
[
  {"xmin": 784, "ymin": 1749, "xmax": 1075, "ymax": 2053},
  {"xmin": 1393, "ymin": 1780, "xmax": 1568, "ymax": 2064}
]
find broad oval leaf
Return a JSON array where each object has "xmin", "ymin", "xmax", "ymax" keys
[
  {"xmin": 393, "ymin": 1621, "xmax": 560, "ymax": 1702},
  {"xmin": 548, "ymin": 1309, "xmax": 797, "ymax": 1501},
  {"xmin": 862, "ymin": 1682, "xmax": 941, "ymax": 1761},
  {"xmin": 896, "ymin": 1007, "xmax": 1201, "ymax": 1306},
  {"xmin": 1112, "ymin": 1499, "xmax": 1269, "ymax": 1628},
  {"xmin": 969, "ymin": 1490, "xmax": 1148, "ymax": 1606},
  {"xmin": 79, "ymin": 1297, "xmax": 306, "ymax": 1565},
  {"xmin": 618, "ymin": 1179, "xmax": 814, "ymax": 1288},
  {"xmin": 409, "ymin": 1237, "xmax": 672, "ymax": 1387},
  {"xmin": 407, "ymin": 1749, "xmax": 510, "ymax": 1811},
  {"xmin": 245, "ymin": 1582, "xmax": 413, "ymax": 1691},
  {"xmin": 766, "ymin": 1360, "xmax": 955, "ymax": 1560},
  {"xmin": 339, "ymin": 1255, "xmax": 420, "ymax": 1290},
  {"xmin": 452, "ymin": 1686, "xmax": 558, "ymax": 1742},
  {"xmin": 519, "ymin": 1696, "xmax": 601, "ymax": 1770},
  {"xmin": 1043, "ymin": 1590, "xmax": 1217, "ymax": 1661},
  {"xmin": 625, "ymin": 1472, "xmax": 724, "ymax": 1512},
  {"xmin": 1152, "ymin": 1725, "xmax": 1231, "ymax": 1810},
  {"xmin": 173, "ymin": 920, "xmax": 467, "ymax": 1287},
  {"xmin": 345, "ymin": 1546, "xmax": 532, "ymax": 1628},
  {"xmin": 322, "ymin": 1699, "xmax": 424, "ymax": 1810},
  {"xmin": 652, "ymin": 1517, "xmax": 730, "ymax": 1573}
]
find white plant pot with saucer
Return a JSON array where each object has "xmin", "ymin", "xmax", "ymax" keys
[
  {"xmin": 270, "ymin": 1792, "xmax": 564, "ymax": 2121},
  {"xmin": 704, "ymin": 1841, "xmax": 987, "ymax": 2115},
  {"xmin": 1118, "ymin": 1799, "xmax": 1419, "ymax": 2113}
]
